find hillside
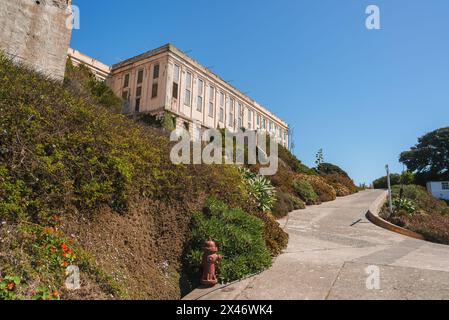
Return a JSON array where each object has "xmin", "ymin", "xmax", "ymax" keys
[
  {"xmin": 0, "ymin": 55, "xmax": 292, "ymax": 299},
  {"xmin": 0, "ymin": 55, "xmax": 358, "ymax": 300}
]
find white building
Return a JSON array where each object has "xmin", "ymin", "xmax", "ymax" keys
[
  {"xmin": 107, "ymin": 44, "xmax": 289, "ymax": 147},
  {"xmin": 427, "ymin": 181, "xmax": 449, "ymax": 200}
]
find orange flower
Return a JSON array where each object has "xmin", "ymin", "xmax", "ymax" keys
[
  {"xmin": 6, "ymin": 283, "xmax": 14, "ymax": 290},
  {"xmin": 52, "ymin": 291, "xmax": 59, "ymax": 297},
  {"xmin": 61, "ymin": 261, "xmax": 69, "ymax": 268},
  {"xmin": 61, "ymin": 244, "xmax": 68, "ymax": 252}
]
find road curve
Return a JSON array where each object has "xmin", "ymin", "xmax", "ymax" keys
[{"xmin": 188, "ymin": 190, "xmax": 449, "ymax": 300}]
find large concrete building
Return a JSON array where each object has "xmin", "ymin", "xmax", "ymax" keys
[
  {"xmin": 0, "ymin": 0, "xmax": 73, "ymax": 80},
  {"xmin": 67, "ymin": 48, "xmax": 111, "ymax": 81},
  {"xmin": 107, "ymin": 44, "xmax": 289, "ymax": 147}
]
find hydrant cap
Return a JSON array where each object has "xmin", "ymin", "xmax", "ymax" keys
[{"xmin": 204, "ymin": 240, "xmax": 218, "ymax": 252}]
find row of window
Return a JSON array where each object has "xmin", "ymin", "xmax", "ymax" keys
[
  {"xmin": 172, "ymin": 65, "xmax": 285, "ymax": 140},
  {"xmin": 121, "ymin": 64, "xmax": 160, "ymax": 112}
]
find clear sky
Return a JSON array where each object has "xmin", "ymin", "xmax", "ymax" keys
[{"xmin": 70, "ymin": 0, "xmax": 449, "ymax": 185}]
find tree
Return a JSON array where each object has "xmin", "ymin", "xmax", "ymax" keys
[
  {"xmin": 400, "ymin": 127, "xmax": 449, "ymax": 185},
  {"xmin": 373, "ymin": 174, "xmax": 401, "ymax": 189},
  {"xmin": 315, "ymin": 149, "xmax": 324, "ymax": 167}
]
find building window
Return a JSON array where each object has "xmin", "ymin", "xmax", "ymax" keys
[
  {"xmin": 210, "ymin": 86, "xmax": 215, "ymax": 101},
  {"xmin": 197, "ymin": 79, "xmax": 204, "ymax": 112},
  {"xmin": 173, "ymin": 64, "xmax": 180, "ymax": 82},
  {"xmin": 137, "ymin": 70, "xmax": 144, "ymax": 84},
  {"xmin": 256, "ymin": 114, "xmax": 261, "ymax": 128},
  {"xmin": 262, "ymin": 118, "xmax": 266, "ymax": 129},
  {"xmin": 442, "ymin": 182, "xmax": 449, "ymax": 190},
  {"xmin": 136, "ymin": 86, "xmax": 142, "ymax": 97},
  {"xmin": 198, "ymin": 79, "xmax": 204, "ymax": 96},
  {"xmin": 208, "ymin": 102, "xmax": 214, "ymax": 117},
  {"xmin": 208, "ymin": 86, "xmax": 215, "ymax": 117},
  {"xmin": 248, "ymin": 109, "xmax": 253, "ymax": 129},
  {"xmin": 123, "ymin": 74, "xmax": 130, "ymax": 88},
  {"xmin": 220, "ymin": 92, "xmax": 225, "ymax": 106},
  {"xmin": 172, "ymin": 82, "xmax": 179, "ymax": 99},
  {"xmin": 184, "ymin": 72, "xmax": 192, "ymax": 107},
  {"xmin": 153, "ymin": 64, "xmax": 160, "ymax": 79},
  {"xmin": 197, "ymin": 96, "xmax": 203, "ymax": 112},
  {"xmin": 238, "ymin": 117, "xmax": 242, "ymax": 128},
  {"xmin": 185, "ymin": 90, "xmax": 191, "ymax": 107},
  {"xmin": 135, "ymin": 98, "xmax": 141, "ymax": 112},
  {"xmin": 219, "ymin": 108, "xmax": 224, "ymax": 122},
  {"xmin": 228, "ymin": 112, "xmax": 234, "ymax": 127},
  {"xmin": 152, "ymin": 83, "xmax": 158, "ymax": 98},
  {"xmin": 122, "ymin": 90, "xmax": 129, "ymax": 101}
]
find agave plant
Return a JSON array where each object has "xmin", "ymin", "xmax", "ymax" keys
[
  {"xmin": 239, "ymin": 167, "xmax": 276, "ymax": 213},
  {"xmin": 393, "ymin": 198, "xmax": 416, "ymax": 215}
]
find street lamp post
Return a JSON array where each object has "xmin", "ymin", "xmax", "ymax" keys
[{"xmin": 386, "ymin": 165, "xmax": 393, "ymax": 216}]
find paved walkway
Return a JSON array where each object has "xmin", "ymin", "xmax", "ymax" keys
[{"xmin": 188, "ymin": 190, "xmax": 449, "ymax": 300}]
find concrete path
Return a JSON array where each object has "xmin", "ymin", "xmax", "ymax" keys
[{"xmin": 188, "ymin": 190, "xmax": 449, "ymax": 300}]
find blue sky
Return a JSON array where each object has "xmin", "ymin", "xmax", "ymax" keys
[{"xmin": 70, "ymin": 0, "xmax": 449, "ymax": 185}]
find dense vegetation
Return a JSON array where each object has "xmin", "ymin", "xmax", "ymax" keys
[
  {"xmin": 381, "ymin": 185, "xmax": 449, "ymax": 244},
  {"xmin": 185, "ymin": 198, "xmax": 272, "ymax": 285},
  {"xmin": 0, "ymin": 54, "xmax": 359, "ymax": 300},
  {"xmin": 268, "ymin": 145, "xmax": 359, "ymax": 217},
  {"xmin": 374, "ymin": 126, "xmax": 449, "ymax": 245},
  {"xmin": 0, "ymin": 55, "xmax": 288, "ymax": 299},
  {"xmin": 400, "ymin": 127, "xmax": 449, "ymax": 185}
]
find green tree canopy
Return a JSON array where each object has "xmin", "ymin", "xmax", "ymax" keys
[{"xmin": 400, "ymin": 127, "xmax": 449, "ymax": 184}]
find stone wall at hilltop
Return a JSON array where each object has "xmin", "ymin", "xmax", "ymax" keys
[{"xmin": 0, "ymin": 0, "xmax": 73, "ymax": 80}]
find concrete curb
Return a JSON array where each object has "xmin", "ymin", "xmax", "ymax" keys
[{"xmin": 365, "ymin": 190, "xmax": 425, "ymax": 241}]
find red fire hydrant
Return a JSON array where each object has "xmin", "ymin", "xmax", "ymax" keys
[{"xmin": 201, "ymin": 239, "xmax": 222, "ymax": 286}]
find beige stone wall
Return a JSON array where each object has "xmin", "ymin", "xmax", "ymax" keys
[
  {"xmin": 0, "ymin": 0, "xmax": 72, "ymax": 80},
  {"xmin": 108, "ymin": 52, "xmax": 168, "ymax": 114}
]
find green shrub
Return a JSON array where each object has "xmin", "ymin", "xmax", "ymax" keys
[
  {"xmin": 278, "ymin": 146, "xmax": 315, "ymax": 175},
  {"xmin": 0, "ymin": 53, "xmax": 289, "ymax": 299},
  {"xmin": 373, "ymin": 174, "xmax": 401, "ymax": 189},
  {"xmin": 186, "ymin": 198, "xmax": 272, "ymax": 284},
  {"xmin": 292, "ymin": 179, "xmax": 319, "ymax": 205},
  {"xmin": 272, "ymin": 191, "xmax": 305, "ymax": 218},
  {"xmin": 393, "ymin": 198, "xmax": 416, "ymax": 215},
  {"xmin": 316, "ymin": 163, "xmax": 349, "ymax": 178},
  {"xmin": 240, "ymin": 168, "xmax": 276, "ymax": 213},
  {"xmin": 320, "ymin": 173, "xmax": 358, "ymax": 196},
  {"xmin": 64, "ymin": 59, "xmax": 122, "ymax": 113},
  {"xmin": 391, "ymin": 185, "xmax": 447, "ymax": 213},
  {"xmin": 400, "ymin": 171, "xmax": 415, "ymax": 185}
]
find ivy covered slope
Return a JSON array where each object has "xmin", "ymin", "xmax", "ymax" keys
[{"xmin": 0, "ymin": 56, "xmax": 288, "ymax": 300}]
